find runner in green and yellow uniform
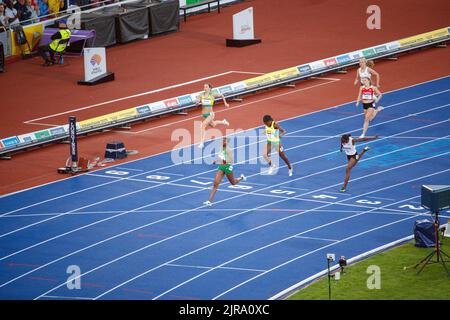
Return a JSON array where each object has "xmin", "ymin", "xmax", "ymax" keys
[
  {"xmin": 196, "ymin": 83, "xmax": 230, "ymax": 148},
  {"xmin": 203, "ymin": 137, "xmax": 246, "ymax": 206},
  {"xmin": 263, "ymin": 114, "xmax": 293, "ymax": 176}
]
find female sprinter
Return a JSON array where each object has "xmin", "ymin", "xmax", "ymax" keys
[
  {"xmin": 203, "ymin": 137, "xmax": 246, "ymax": 206},
  {"xmin": 340, "ymin": 133, "xmax": 378, "ymax": 192},
  {"xmin": 353, "ymin": 58, "xmax": 380, "ymax": 88},
  {"xmin": 196, "ymin": 83, "xmax": 230, "ymax": 148},
  {"xmin": 263, "ymin": 115, "xmax": 293, "ymax": 176},
  {"xmin": 356, "ymin": 77, "xmax": 383, "ymax": 138}
]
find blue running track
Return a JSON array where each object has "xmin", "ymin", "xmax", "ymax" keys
[{"xmin": 0, "ymin": 76, "xmax": 449, "ymax": 300}]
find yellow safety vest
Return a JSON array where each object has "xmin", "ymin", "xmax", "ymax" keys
[{"xmin": 50, "ymin": 29, "xmax": 71, "ymax": 52}]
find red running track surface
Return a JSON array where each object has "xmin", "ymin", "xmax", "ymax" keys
[{"xmin": 0, "ymin": 0, "xmax": 449, "ymax": 195}]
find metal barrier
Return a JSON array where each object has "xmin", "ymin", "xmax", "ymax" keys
[{"xmin": 0, "ymin": 26, "xmax": 448, "ymax": 158}]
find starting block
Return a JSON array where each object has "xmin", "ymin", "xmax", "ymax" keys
[{"xmin": 105, "ymin": 141, "xmax": 127, "ymax": 160}]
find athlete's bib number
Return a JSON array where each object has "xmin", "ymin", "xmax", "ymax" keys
[
  {"xmin": 362, "ymin": 93, "xmax": 373, "ymax": 100},
  {"xmin": 202, "ymin": 98, "xmax": 214, "ymax": 106}
]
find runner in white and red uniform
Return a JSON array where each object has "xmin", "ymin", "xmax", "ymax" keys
[
  {"xmin": 340, "ymin": 133, "xmax": 379, "ymax": 192},
  {"xmin": 356, "ymin": 77, "xmax": 383, "ymax": 138}
]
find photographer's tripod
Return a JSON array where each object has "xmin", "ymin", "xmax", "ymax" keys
[{"xmin": 414, "ymin": 211, "xmax": 450, "ymax": 276}]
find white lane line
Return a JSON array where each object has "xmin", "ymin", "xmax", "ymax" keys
[
  {"xmin": 153, "ymin": 190, "xmax": 426, "ymax": 301},
  {"xmin": 366, "ymin": 196, "xmax": 397, "ymax": 202},
  {"xmin": 230, "ymin": 71, "xmax": 265, "ymax": 75},
  {"xmin": 29, "ymin": 150, "xmax": 449, "ymax": 300},
  {"xmin": 84, "ymin": 166, "xmax": 448, "ymax": 299},
  {"xmin": 323, "ymin": 191, "xmax": 350, "ymax": 196},
  {"xmin": 156, "ymin": 172, "xmax": 185, "ymax": 177},
  {"xmin": 40, "ymin": 295, "xmax": 94, "ymax": 300},
  {"xmin": 115, "ymin": 167, "xmax": 144, "ymax": 172},
  {"xmin": 166, "ymin": 263, "xmax": 211, "ymax": 270},
  {"xmin": 219, "ymin": 266, "xmax": 267, "ymax": 273},
  {"xmin": 212, "ymin": 213, "xmax": 419, "ymax": 300},
  {"xmin": 1, "ymin": 116, "xmax": 447, "ymax": 263},
  {"xmin": 281, "ymin": 186, "xmax": 310, "ymax": 191},
  {"xmin": 0, "ymin": 208, "xmax": 427, "ymax": 219},
  {"xmin": 0, "ymin": 188, "xmax": 204, "ymax": 262},
  {"xmin": 30, "ymin": 163, "xmax": 448, "ymax": 300},
  {"xmin": 96, "ymin": 153, "xmax": 450, "ymax": 301},
  {"xmin": 23, "ymin": 70, "xmax": 260, "ymax": 124},
  {"xmin": 83, "ymin": 174, "xmax": 430, "ymax": 216},
  {"xmin": 293, "ymin": 236, "xmax": 339, "ymax": 242},
  {"xmin": 195, "ymin": 176, "xmax": 266, "ymax": 187},
  {"xmin": 311, "ymin": 76, "xmax": 342, "ymax": 81},
  {"xmin": 166, "ymin": 263, "xmax": 267, "ymax": 273},
  {"xmin": 1, "ymin": 94, "xmax": 447, "ymax": 252},
  {"xmin": 21, "ymin": 122, "xmax": 60, "ymax": 127},
  {"xmin": 1, "ymin": 117, "xmax": 447, "ymax": 247}
]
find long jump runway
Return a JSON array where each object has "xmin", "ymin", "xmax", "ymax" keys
[{"xmin": 0, "ymin": 76, "xmax": 449, "ymax": 300}]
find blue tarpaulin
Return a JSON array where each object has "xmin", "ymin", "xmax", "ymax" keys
[{"xmin": 414, "ymin": 219, "xmax": 436, "ymax": 248}]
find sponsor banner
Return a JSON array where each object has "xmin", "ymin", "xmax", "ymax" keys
[
  {"xmin": 230, "ymin": 81, "xmax": 246, "ymax": 92},
  {"xmin": 218, "ymin": 85, "xmax": 233, "ymax": 94},
  {"xmin": 399, "ymin": 27, "xmax": 449, "ymax": 47},
  {"xmin": 244, "ymin": 74, "xmax": 272, "ymax": 88},
  {"xmin": 244, "ymin": 67, "xmax": 300, "ymax": 88},
  {"xmin": 78, "ymin": 115, "xmax": 111, "ymax": 129},
  {"xmin": 34, "ymin": 130, "xmax": 51, "ymax": 140},
  {"xmin": 18, "ymin": 133, "xmax": 35, "ymax": 144},
  {"xmin": 191, "ymin": 91, "xmax": 203, "ymax": 102},
  {"xmin": 426, "ymin": 27, "xmax": 449, "ymax": 39},
  {"xmin": 1, "ymin": 136, "xmax": 20, "ymax": 148},
  {"xmin": 232, "ymin": 7, "xmax": 255, "ymax": 40},
  {"xmin": 49, "ymin": 125, "xmax": 67, "ymax": 136},
  {"xmin": 178, "ymin": 95, "xmax": 194, "ymax": 106},
  {"xmin": 136, "ymin": 105, "xmax": 151, "ymax": 114},
  {"xmin": 362, "ymin": 48, "xmax": 376, "ymax": 57},
  {"xmin": 336, "ymin": 54, "xmax": 351, "ymax": 64},
  {"xmin": 149, "ymin": 102, "xmax": 167, "ymax": 113},
  {"xmin": 111, "ymin": 108, "xmax": 139, "ymax": 122},
  {"xmin": 83, "ymin": 47, "xmax": 107, "ymax": 82},
  {"xmin": 349, "ymin": 50, "xmax": 364, "ymax": 60},
  {"xmin": 211, "ymin": 88, "xmax": 220, "ymax": 95},
  {"xmin": 323, "ymin": 57, "xmax": 338, "ymax": 67},
  {"xmin": 163, "ymin": 98, "xmax": 179, "ymax": 109},
  {"xmin": 298, "ymin": 64, "xmax": 312, "ymax": 74},
  {"xmin": 386, "ymin": 41, "xmax": 400, "ymax": 50},
  {"xmin": 78, "ymin": 108, "xmax": 138, "ymax": 129},
  {"xmin": 374, "ymin": 45, "xmax": 388, "ymax": 53},
  {"xmin": 310, "ymin": 60, "xmax": 326, "ymax": 71},
  {"xmin": 267, "ymin": 67, "xmax": 300, "ymax": 81}
]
